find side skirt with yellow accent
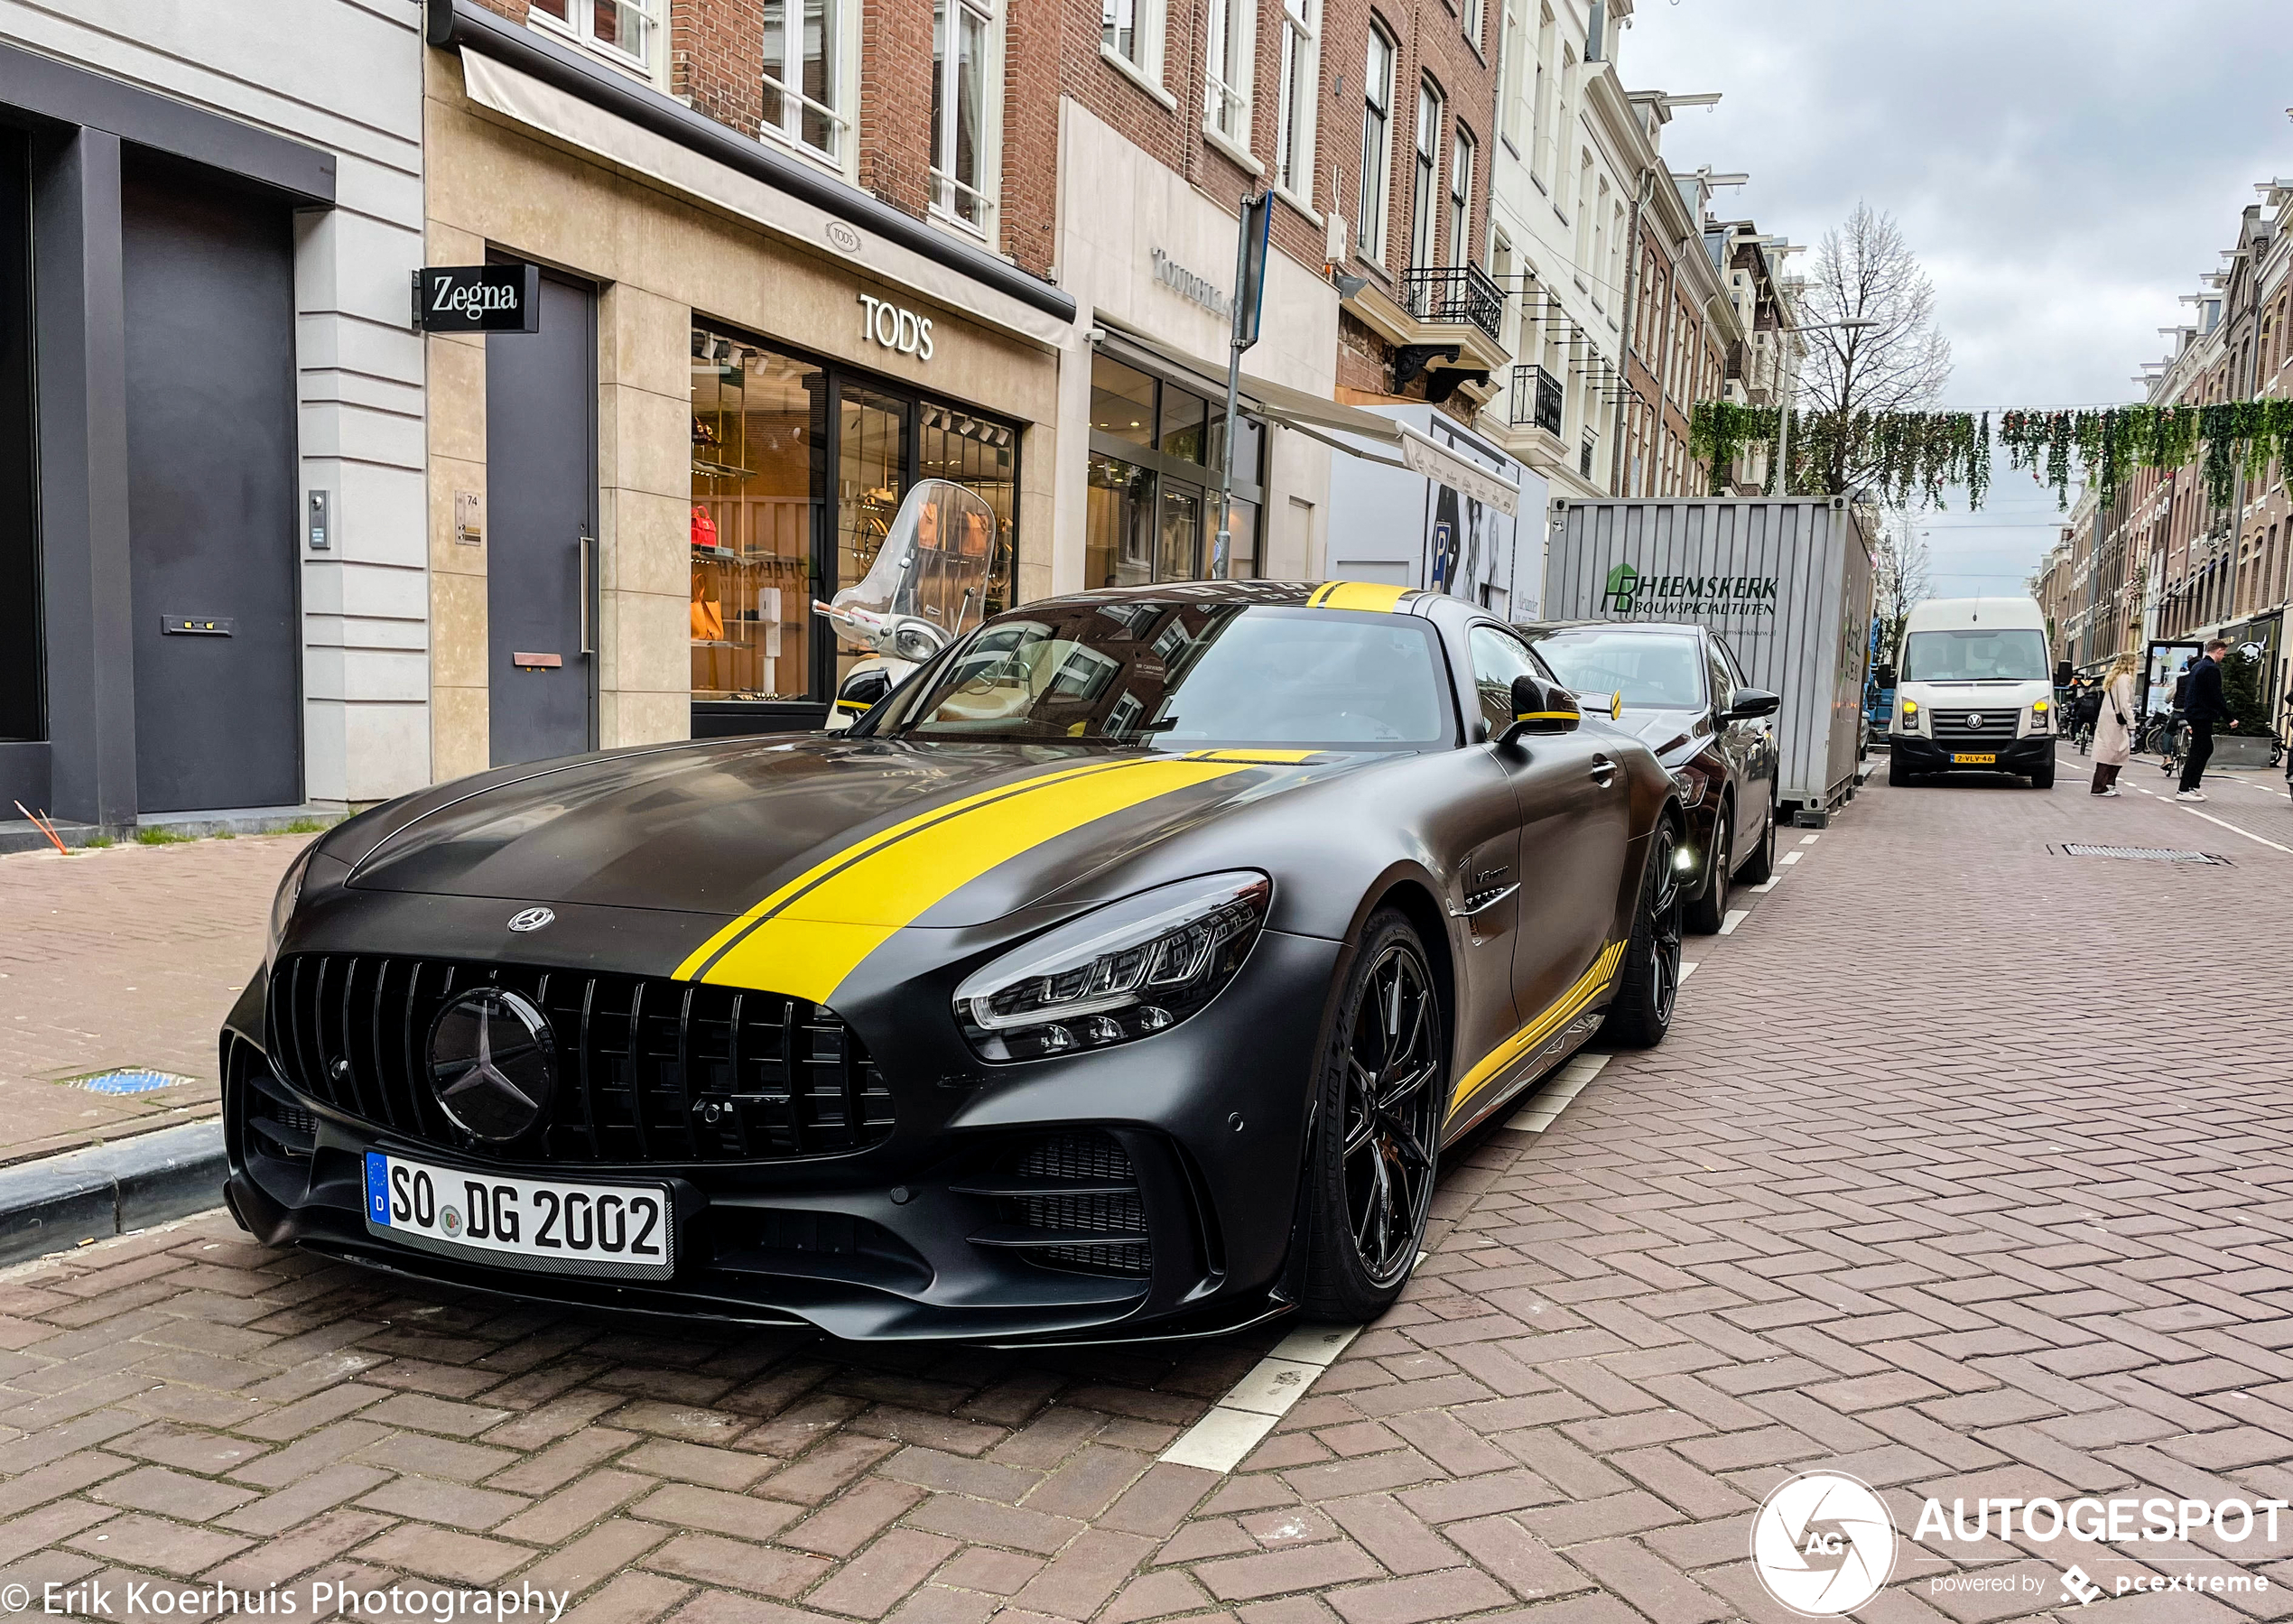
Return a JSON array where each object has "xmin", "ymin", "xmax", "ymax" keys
[{"xmin": 1443, "ymin": 941, "xmax": 1626, "ymax": 1129}]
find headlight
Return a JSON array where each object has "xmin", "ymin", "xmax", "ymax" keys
[
  {"xmin": 265, "ymin": 843, "xmax": 317, "ymax": 968},
  {"xmin": 953, "ymin": 871, "xmax": 1271, "ymax": 1062},
  {"xmin": 1667, "ymin": 767, "xmax": 1707, "ymax": 808}
]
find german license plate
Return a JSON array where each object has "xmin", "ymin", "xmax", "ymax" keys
[
  {"xmin": 1952, "ymin": 752, "xmax": 1997, "ymax": 765},
  {"xmin": 363, "ymin": 1152, "xmax": 673, "ymax": 1280}
]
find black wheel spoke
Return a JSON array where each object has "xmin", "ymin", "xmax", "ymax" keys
[{"xmin": 1335, "ymin": 936, "xmax": 1445, "ymax": 1291}]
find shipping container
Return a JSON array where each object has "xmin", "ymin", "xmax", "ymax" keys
[
  {"xmin": 1545, "ymin": 496, "xmax": 1876, "ymax": 826},
  {"xmin": 1322, "ymin": 405, "xmax": 1547, "ymax": 620}
]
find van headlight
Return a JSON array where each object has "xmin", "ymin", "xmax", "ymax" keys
[{"xmin": 953, "ymin": 872, "xmax": 1270, "ymax": 1062}]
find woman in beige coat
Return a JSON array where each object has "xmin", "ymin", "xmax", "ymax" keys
[{"xmin": 2089, "ymin": 652, "xmax": 2139, "ymax": 795}]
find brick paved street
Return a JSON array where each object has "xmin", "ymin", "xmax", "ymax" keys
[
  {"xmin": 0, "ymin": 838, "xmax": 311, "ymax": 1165},
  {"xmin": 1, "ymin": 763, "xmax": 2291, "ymax": 1624}
]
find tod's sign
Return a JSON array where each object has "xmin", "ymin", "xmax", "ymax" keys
[{"xmin": 414, "ymin": 264, "xmax": 541, "ymax": 333}]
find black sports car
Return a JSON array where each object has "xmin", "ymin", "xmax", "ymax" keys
[
  {"xmin": 1521, "ymin": 621, "xmax": 1781, "ymax": 935},
  {"xmin": 223, "ymin": 581, "xmax": 1685, "ymax": 1343}
]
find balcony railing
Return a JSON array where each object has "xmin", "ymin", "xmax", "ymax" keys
[
  {"xmin": 1399, "ymin": 264, "xmax": 1504, "ymax": 344},
  {"xmin": 1509, "ymin": 365, "xmax": 1564, "ymax": 436}
]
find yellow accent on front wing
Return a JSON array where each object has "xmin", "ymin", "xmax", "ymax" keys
[
  {"xmin": 1306, "ymin": 580, "xmax": 1416, "ymax": 613},
  {"xmin": 679, "ymin": 756, "xmax": 1251, "ymax": 1003},
  {"xmin": 1447, "ymin": 940, "xmax": 1627, "ymax": 1118}
]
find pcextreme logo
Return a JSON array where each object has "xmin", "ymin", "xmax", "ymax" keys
[{"xmin": 1599, "ymin": 560, "xmax": 1780, "ymax": 617}]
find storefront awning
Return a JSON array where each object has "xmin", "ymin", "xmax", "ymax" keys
[
  {"xmin": 1096, "ymin": 329, "xmax": 1520, "ymax": 518},
  {"xmin": 446, "ymin": 20, "xmax": 1072, "ymax": 349}
]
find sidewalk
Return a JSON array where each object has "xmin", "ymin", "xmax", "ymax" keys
[{"xmin": 0, "ymin": 835, "xmax": 310, "ymax": 1165}]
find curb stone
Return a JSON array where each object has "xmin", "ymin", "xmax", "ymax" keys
[{"xmin": 0, "ymin": 1119, "xmax": 227, "ymax": 1265}]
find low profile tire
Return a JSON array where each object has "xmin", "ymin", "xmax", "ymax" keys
[
  {"xmin": 1298, "ymin": 910, "xmax": 1446, "ymax": 1322},
  {"xmin": 1684, "ymin": 806, "xmax": 1730, "ymax": 935},
  {"xmin": 1736, "ymin": 793, "xmax": 1777, "ymax": 886},
  {"xmin": 2030, "ymin": 758, "xmax": 2056, "ymax": 790},
  {"xmin": 1889, "ymin": 756, "xmax": 1914, "ymax": 787},
  {"xmin": 1598, "ymin": 820, "xmax": 1685, "ymax": 1050}
]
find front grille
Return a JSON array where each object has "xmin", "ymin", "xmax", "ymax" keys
[
  {"xmin": 1931, "ymin": 710, "xmax": 2021, "ymax": 745},
  {"xmin": 267, "ymin": 953, "xmax": 895, "ymax": 1164},
  {"xmin": 1007, "ymin": 1133, "xmax": 1150, "ymax": 1278}
]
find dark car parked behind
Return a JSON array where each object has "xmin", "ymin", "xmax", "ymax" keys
[{"xmin": 1523, "ymin": 621, "xmax": 1781, "ymax": 934}]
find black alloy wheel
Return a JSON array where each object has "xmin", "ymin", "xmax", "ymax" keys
[
  {"xmin": 1299, "ymin": 910, "xmax": 1446, "ymax": 1319},
  {"xmin": 1685, "ymin": 805, "xmax": 1731, "ymax": 935},
  {"xmin": 1599, "ymin": 820, "xmax": 1685, "ymax": 1049}
]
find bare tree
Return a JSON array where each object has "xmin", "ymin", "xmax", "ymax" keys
[
  {"xmin": 1789, "ymin": 203, "xmax": 1954, "ymax": 496},
  {"xmin": 1871, "ymin": 515, "xmax": 1932, "ymax": 661}
]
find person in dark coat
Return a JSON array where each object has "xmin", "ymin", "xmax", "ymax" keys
[{"xmin": 2177, "ymin": 639, "xmax": 2239, "ymax": 800}]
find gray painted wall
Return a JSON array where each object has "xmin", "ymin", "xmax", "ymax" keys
[{"xmin": 3, "ymin": 0, "xmax": 428, "ymax": 805}]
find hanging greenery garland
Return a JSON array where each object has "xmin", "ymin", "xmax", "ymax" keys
[{"xmin": 1689, "ymin": 398, "xmax": 2293, "ymax": 512}]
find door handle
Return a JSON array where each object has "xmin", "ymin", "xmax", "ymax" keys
[
  {"xmin": 1589, "ymin": 755, "xmax": 1618, "ymax": 786},
  {"xmin": 579, "ymin": 533, "xmax": 595, "ymax": 656}
]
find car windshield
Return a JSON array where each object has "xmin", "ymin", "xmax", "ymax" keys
[
  {"xmin": 1522, "ymin": 628, "xmax": 1704, "ymax": 709},
  {"xmin": 1901, "ymin": 628, "xmax": 2048, "ymax": 682},
  {"xmin": 876, "ymin": 601, "xmax": 1453, "ymax": 748}
]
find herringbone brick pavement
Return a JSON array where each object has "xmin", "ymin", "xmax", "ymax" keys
[
  {"xmin": 0, "ymin": 766, "xmax": 2288, "ymax": 1623},
  {"xmin": 0, "ymin": 837, "xmax": 310, "ymax": 1163}
]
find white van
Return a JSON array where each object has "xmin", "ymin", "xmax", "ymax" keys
[{"xmin": 1888, "ymin": 598, "xmax": 2061, "ymax": 789}]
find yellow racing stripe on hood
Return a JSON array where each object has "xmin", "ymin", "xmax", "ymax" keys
[
  {"xmin": 1306, "ymin": 580, "xmax": 1417, "ymax": 613},
  {"xmin": 684, "ymin": 756, "xmax": 1252, "ymax": 1003},
  {"xmin": 1182, "ymin": 748, "xmax": 1327, "ymax": 765}
]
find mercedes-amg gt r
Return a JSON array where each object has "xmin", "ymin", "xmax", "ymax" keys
[{"xmin": 223, "ymin": 579, "xmax": 1685, "ymax": 1342}]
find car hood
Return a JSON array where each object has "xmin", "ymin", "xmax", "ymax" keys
[
  {"xmin": 340, "ymin": 735, "xmax": 1366, "ymax": 929},
  {"xmin": 1616, "ymin": 706, "xmax": 1706, "ymax": 765}
]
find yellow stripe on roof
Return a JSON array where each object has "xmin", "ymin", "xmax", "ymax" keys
[
  {"xmin": 1305, "ymin": 581, "xmax": 1417, "ymax": 613},
  {"xmin": 687, "ymin": 756, "xmax": 1250, "ymax": 1004}
]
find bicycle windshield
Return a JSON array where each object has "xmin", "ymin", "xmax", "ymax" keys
[
  {"xmin": 875, "ymin": 601, "xmax": 1453, "ymax": 748},
  {"xmin": 1900, "ymin": 628, "xmax": 2048, "ymax": 682},
  {"xmin": 820, "ymin": 479, "xmax": 999, "ymax": 659}
]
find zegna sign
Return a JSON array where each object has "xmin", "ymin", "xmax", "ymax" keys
[{"xmin": 413, "ymin": 264, "xmax": 541, "ymax": 333}]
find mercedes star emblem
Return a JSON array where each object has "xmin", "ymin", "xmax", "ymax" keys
[
  {"xmin": 425, "ymin": 988, "xmax": 556, "ymax": 1142},
  {"xmin": 507, "ymin": 906, "xmax": 555, "ymax": 933}
]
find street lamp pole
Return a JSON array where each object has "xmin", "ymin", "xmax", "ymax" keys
[{"xmin": 1773, "ymin": 317, "xmax": 1885, "ymax": 498}]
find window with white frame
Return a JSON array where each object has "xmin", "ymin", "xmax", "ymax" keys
[
  {"xmin": 1411, "ymin": 79, "xmax": 1442, "ymax": 268},
  {"xmin": 1357, "ymin": 23, "xmax": 1394, "ymax": 260},
  {"xmin": 1205, "ymin": 0, "xmax": 1253, "ymax": 146},
  {"xmin": 932, "ymin": 0, "xmax": 998, "ymax": 230},
  {"xmin": 1589, "ymin": 176, "xmax": 1609, "ymax": 305},
  {"xmin": 1449, "ymin": 125, "xmax": 1474, "ymax": 266},
  {"xmin": 530, "ymin": 0, "xmax": 657, "ymax": 70},
  {"xmin": 761, "ymin": 0, "xmax": 843, "ymax": 159},
  {"xmin": 1498, "ymin": 2, "xmax": 1525, "ymax": 150},
  {"xmin": 1274, "ymin": 0, "xmax": 1319, "ymax": 200},
  {"xmin": 1463, "ymin": 0, "xmax": 1485, "ymax": 51},
  {"xmin": 1103, "ymin": 0, "xmax": 1158, "ymax": 76},
  {"xmin": 1528, "ymin": 8, "xmax": 1553, "ymax": 181}
]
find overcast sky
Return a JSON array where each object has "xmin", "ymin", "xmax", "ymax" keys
[{"xmin": 1622, "ymin": 0, "xmax": 2293, "ymax": 596}]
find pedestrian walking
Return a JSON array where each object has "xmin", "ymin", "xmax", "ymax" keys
[
  {"xmin": 2177, "ymin": 637, "xmax": 2238, "ymax": 801},
  {"xmin": 2089, "ymin": 652, "xmax": 2138, "ymax": 796}
]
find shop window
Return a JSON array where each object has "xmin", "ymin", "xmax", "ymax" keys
[
  {"xmin": 1158, "ymin": 484, "xmax": 1203, "ymax": 581},
  {"xmin": 1159, "ymin": 388, "xmax": 1208, "ymax": 464},
  {"xmin": 1091, "ymin": 356, "xmax": 1156, "ymax": 447},
  {"xmin": 530, "ymin": 0, "xmax": 657, "ymax": 71},
  {"xmin": 837, "ymin": 383, "xmax": 914, "ymax": 662},
  {"xmin": 1086, "ymin": 454, "xmax": 1156, "ymax": 590},
  {"xmin": 690, "ymin": 333, "xmax": 826, "ymax": 701},
  {"xmin": 918, "ymin": 402, "xmax": 1017, "ymax": 621},
  {"xmin": 762, "ymin": 0, "xmax": 847, "ymax": 161},
  {"xmin": 932, "ymin": 0, "xmax": 999, "ymax": 232},
  {"xmin": 1220, "ymin": 496, "xmax": 1261, "ymax": 580}
]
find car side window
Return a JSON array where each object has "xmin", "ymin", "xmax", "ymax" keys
[
  {"xmin": 1705, "ymin": 640, "xmax": 1733, "ymax": 715},
  {"xmin": 1468, "ymin": 624, "xmax": 1547, "ymax": 739},
  {"xmin": 1714, "ymin": 633, "xmax": 1749, "ymax": 688}
]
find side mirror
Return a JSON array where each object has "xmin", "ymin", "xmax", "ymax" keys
[
  {"xmin": 2053, "ymin": 660, "xmax": 2074, "ymax": 689},
  {"xmin": 1874, "ymin": 664, "xmax": 1896, "ymax": 689},
  {"xmin": 1500, "ymin": 674, "xmax": 1581, "ymax": 744},
  {"xmin": 1720, "ymin": 688, "xmax": 1781, "ymax": 721}
]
